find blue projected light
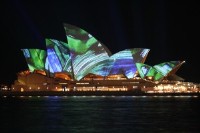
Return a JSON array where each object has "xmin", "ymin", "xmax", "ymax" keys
[
  {"xmin": 89, "ymin": 58, "xmax": 113, "ymax": 77},
  {"xmin": 141, "ymin": 66, "xmax": 148, "ymax": 75},
  {"xmin": 47, "ymin": 39, "xmax": 72, "ymax": 73},
  {"xmin": 21, "ymin": 23, "xmax": 184, "ymax": 82},
  {"xmin": 22, "ymin": 49, "xmax": 30, "ymax": 58},
  {"xmin": 46, "ymin": 49, "xmax": 62, "ymax": 73},
  {"xmin": 63, "ymin": 23, "xmax": 111, "ymax": 80},
  {"xmin": 109, "ymin": 50, "xmax": 135, "ymax": 78}
]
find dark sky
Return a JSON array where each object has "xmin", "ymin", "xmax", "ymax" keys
[{"xmin": 0, "ymin": 0, "xmax": 200, "ymax": 84}]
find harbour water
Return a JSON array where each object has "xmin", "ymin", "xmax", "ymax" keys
[{"xmin": 0, "ymin": 96, "xmax": 200, "ymax": 132}]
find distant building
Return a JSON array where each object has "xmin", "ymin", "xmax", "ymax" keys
[{"xmin": 11, "ymin": 23, "xmax": 198, "ymax": 93}]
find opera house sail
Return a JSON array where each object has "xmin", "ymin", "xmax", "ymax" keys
[
  {"xmin": 136, "ymin": 61, "xmax": 185, "ymax": 81},
  {"xmin": 11, "ymin": 23, "xmax": 196, "ymax": 93},
  {"xmin": 21, "ymin": 49, "xmax": 46, "ymax": 72},
  {"xmin": 63, "ymin": 23, "xmax": 112, "ymax": 80}
]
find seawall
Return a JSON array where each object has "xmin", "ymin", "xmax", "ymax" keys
[{"xmin": 0, "ymin": 91, "xmax": 200, "ymax": 97}]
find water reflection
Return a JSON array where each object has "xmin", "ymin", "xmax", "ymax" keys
[{"xmin": 0, "ymin": 96, "xmax": 200, "ymax": 132}]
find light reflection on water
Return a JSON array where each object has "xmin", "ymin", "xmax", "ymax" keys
[{"xmin": 0, "ymin": 96, "xmax": 200, "ymax": 133}]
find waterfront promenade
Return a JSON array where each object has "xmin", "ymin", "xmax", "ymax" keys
[{"xmin": 0, "ymin": 91, "xmax": 199, "ymax": 97}]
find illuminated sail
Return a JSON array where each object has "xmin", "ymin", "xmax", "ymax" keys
[
  {"xmin": 21, "ymin": 49, "xmax": 46, "ymax": 72},
  {"xmin": 63, "ymin": 23, "xmax": 111, "ymax": 80},
  {"xmin": 45, "ymin": 39, "xmax": 72, "ymax": 74},
  {"xmin": 137, "ymin": 61, "xmax": 184, "ymax": 81}
]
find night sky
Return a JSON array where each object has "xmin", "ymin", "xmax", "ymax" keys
[{"xmin": 1, "ymin": 0, "xmax": 200, "ymax": 85}]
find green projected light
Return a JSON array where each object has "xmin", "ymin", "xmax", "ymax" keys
[
  {"xmin": 64, "ymin": 23, "xmax": 111, "ymax": 54},
  {"xmin": 45, "ymin": 39, "xmax": 72, "ymax": 74},
  {"xmin": 146, "ymin": 67, "xmax": 164, "ymax": 81},
  {"xmin": 20, "ymin": 23, "xmax": 184, "ymax": 82},
  {"xmin": 67, "ymin": 36, "xmax": 98, "ymax": 54},
  {"xmin": 136, "ymin": 63, "xmax": 151, "ymax": 78},
  {"xmin": 109, "ymin": 49, "xmax": 137, "ymax": 78},
  {"xmin": 63, "ymin": 23, "xmax": 111, "ymax": 80},
  {"xmin": 22, "ymin": 49, "xmax": 46, "ymax": 72},
  {"xmin": 136, "ymin": 61, "xmax": 183, "ymax": 81}
]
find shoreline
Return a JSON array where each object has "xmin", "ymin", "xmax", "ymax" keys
[{"xmin": 0, "ymin": 91, "xmax": 200, "ymax": 97}]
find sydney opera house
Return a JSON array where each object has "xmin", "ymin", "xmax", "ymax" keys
[{"xmin": 11, "ymin": 23, "xmax": 199, "ymax": 93}]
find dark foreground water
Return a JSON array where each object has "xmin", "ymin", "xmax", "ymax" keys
[{"xmin": 0, "ymin": 96, "xmax": 200, "ymax": 133}]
